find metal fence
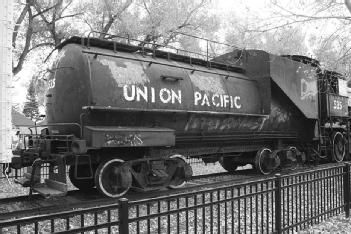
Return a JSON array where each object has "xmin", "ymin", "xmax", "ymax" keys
[
  {"xmin": 0, "ymin": 164, "xmax": 51, "ymax": 180},
  {"xmin": 0, "ymin": 163, "xmax": 349, "ymax": 233}
]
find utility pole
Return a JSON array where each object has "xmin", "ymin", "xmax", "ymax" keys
[{"xmin": 0, "ymin": 0, "xmax": 13, "ymax": 163}]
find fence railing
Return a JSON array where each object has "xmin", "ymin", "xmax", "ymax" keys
[
  {"xmin": 0, "ymin": 163, "xmax": 350, "ymax": 233},
  {"xmin": 1, "ymin": 164, "xmax": 55, "ymax": 180}
]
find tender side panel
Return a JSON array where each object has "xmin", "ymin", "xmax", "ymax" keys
[
  {"xmin": 144, "ymin": 62, "xmax": 193, "ymax": 111},
  {"xmin": 269, "ymin": 54, "xmax": 318, "ymax": 119},
  {"xmin": 81, "ymin": 46, "xmax": 302, "ymax": 140},
  {"xmin": 87, "ymin": 46, "xmax": 263, "ymax": 116},
  {"xmin": 212, "ymin": 50, "xmax": 272, "ymax": 116}
]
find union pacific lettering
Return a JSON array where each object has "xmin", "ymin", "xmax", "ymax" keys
[
  {"xmin": 123, "ymin": 85, "xmax": 181, "ymax": 104},
  {"xmin": 123, "ymin": 85, "xmax": 241, "ymax": 109},
  {"xmin": 194, "ymin": 92, "xmax": 241, "ymax": 109}
]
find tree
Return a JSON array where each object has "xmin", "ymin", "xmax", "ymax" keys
[
  {"xmin": 77, "ymin": 0, "xmax": 219, "ymax": 49},
  {"xmin": 76, "ymin": 0, "xmax": 134, "ymax": 38},
  {"xmin": 15, "ymin": 0, "xmax": 219, "ymax": 111},
  {"xmin": 223, "ymin": 12, "xmax": 309, "ymax": 56},
  {"xmin": 23, "ymin": 78, "xmax": 39, "ymax": 121},
  {"xmin": 13, "ymin": 0, "xmax": 82, "ymax": 76},
  {"xmin": 241, "ymin": 0, "xmax": 351, "ymax": 76}
]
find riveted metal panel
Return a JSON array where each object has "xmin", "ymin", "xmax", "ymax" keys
[
  {"xmin": 89, "ymin": 50, "xmax": 147, "ymax": 109},
  {"xmin": 224, "ymin": 74, "xmax": 262, "ymax": 114},
  {"xmin": 270, "ymin": 54, "xmax": 318, "ymax": 119},
  {"xmin": 45, "ymin": 44, "xmax": 91, "ymax": 137},
  {"xmin": 213, "ymin": 50, "xmax": 271, "ymax": 115},
  {"xmin": 180, "ymin": 61, "xmax": 262, "ymax": 115},
  {"xmin": 144, "ymin": 60, "xmax": 193, "ymax": 111},
  {"xmin": 188, "ymin": 69, "xmax": 227, "ymax": 112}
]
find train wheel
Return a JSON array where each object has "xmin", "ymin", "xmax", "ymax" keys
[
  {"xmin": 219, "ymin": 156, "xmax": 238, "ymax": 173},
  {"xmin": 95, "ymin": 159, "xmax": 132, "ymax": 198},
  {"xmin": 68, "ymin": 165, "xmax": 96, "ymax": 191},
  {"xmin": 168, "ymin": 155, "xmax": 189, "ymax": 189},
  {"xmin": 332, "ymin": 132, "xmax": 345, "ymax": 162},
  {"xmin": 254, "ymin": 148, "xmax": 278, "ymax": 175}
]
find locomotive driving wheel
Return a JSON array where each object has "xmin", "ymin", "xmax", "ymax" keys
[
  {"xmin": 254, "ymin": 148, "xmax": 279, "ymax": 175},
  {"xmin": 95, "ymin": 159, "xmax": 132, "ymax": 198},
  {"xmin": 331, "ymin": 131, "xmax": 346, "ymax": 162}
]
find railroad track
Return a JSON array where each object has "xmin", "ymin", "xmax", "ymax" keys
[{"xmin": 0, "ymin": 162, "xmax": 340, "ymax": 221}]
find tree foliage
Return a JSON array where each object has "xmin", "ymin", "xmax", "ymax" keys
[
  {"xmin": 77, "ymin": 0, "xmax": 219, "ymax": 48},
  {"xmin": 231, "ymin": 0, "xmax": 351, "ymax": 77},
  {"xmin": 22, "ymin": 78, "xmax": 39, "ymax": 120},
  {"xmin": 224, "ymin": 20, "xmax": 309, "ymax": 55},
  {"xmin": 13, "ymin": 0, "xmax": 218, "ymax": 76},
  {"xmin": 14, "ymin": 0, "xmax": 219, "ymax": 109},
  {"xmin": 13, "ymin": 0, "xmax": 83, "ymax": 76}
]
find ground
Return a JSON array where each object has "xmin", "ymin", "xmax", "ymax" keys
[{"xmin": 300, "ymin": 214, "xmax": 351, "ymax": 233}]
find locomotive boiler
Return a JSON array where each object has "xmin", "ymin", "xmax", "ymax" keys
[{"xmin": 11, "ymin": 35, "xmax": 350, "ymax": 198}]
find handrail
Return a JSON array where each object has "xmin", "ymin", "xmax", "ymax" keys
[
  {"xmin": 86, "ymin": 31, "xmax": 213, "ymax": 60},
  {"xmin": 26, "ymin": 123, "xmax": 82, "ymax": 138},
  {"xmin": 84, "ymin": 31, "xmax": 242, "ymax": 70},
  {"xmin": 82, "ymin": 50, "xmax": 248, "ymax": 80}
]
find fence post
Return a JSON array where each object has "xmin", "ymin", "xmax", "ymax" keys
[
  {"xmin": 344, "ymin": 163, "xmax": 350, "ymax": 217},
  {"xmin": 275, "ymin": 173, "xmax": 282, "ymax": 234},
  {"xmin": 119, "ymin": 198, "xmax": 129, "ymax": 234}
]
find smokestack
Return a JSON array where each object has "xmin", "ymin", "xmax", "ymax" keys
[{"xmin": 0, "ymin": 0, "xmax": 13, "ymax": 163}]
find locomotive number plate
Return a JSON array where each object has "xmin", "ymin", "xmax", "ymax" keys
[{"xmin": 328, "ymin": 94, "xmax": 348, "ymax": 117}]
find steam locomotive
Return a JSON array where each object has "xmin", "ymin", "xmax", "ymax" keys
[{"xmin": 10, "ymin": 35, "xmax": 350, "ymax": 198}]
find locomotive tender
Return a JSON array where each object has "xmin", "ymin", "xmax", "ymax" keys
[{"xmin": 10, "ymin": 35, "xmax": 350, "ymax": 198}]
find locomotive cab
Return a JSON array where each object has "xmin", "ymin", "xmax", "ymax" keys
[{"xmin": 318, "ymin": 71, "xmax": 349, "ymax": 162}]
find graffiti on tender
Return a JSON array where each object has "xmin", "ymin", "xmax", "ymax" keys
[
  {"xmin": 184, "ymin": 116, "xmax": 267, "ymax": 132},
  {"xmin": 105, "ymin": 133, "xmax": 143, "ymax": 146}
]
